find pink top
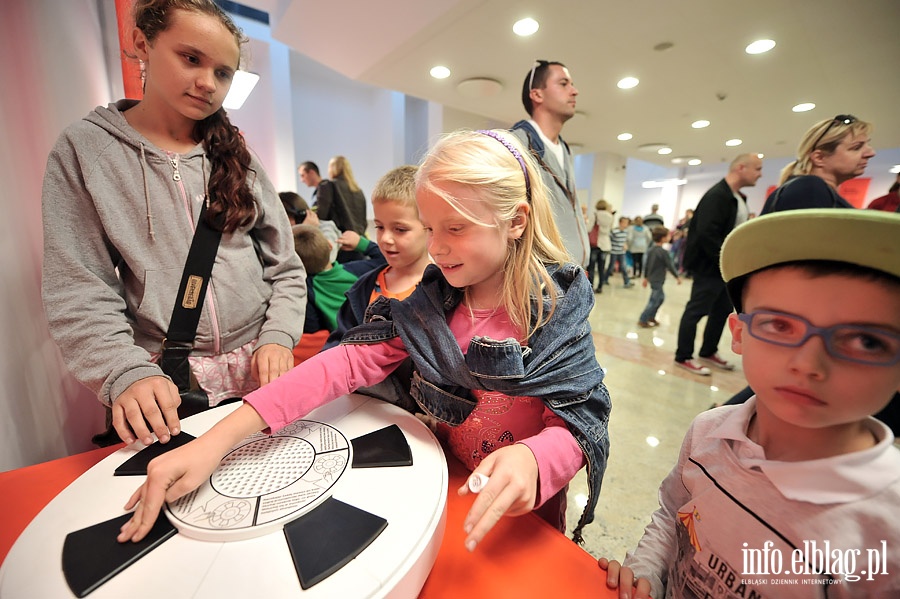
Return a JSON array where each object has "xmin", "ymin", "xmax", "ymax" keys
[{"xmin": 244, "ymin": 304, "xmax": 585, "ymax": 509}]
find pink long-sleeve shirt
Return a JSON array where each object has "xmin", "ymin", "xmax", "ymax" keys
[{"xmin": 244, "ymin": 304, "xmax": 585, "ymax": 510}]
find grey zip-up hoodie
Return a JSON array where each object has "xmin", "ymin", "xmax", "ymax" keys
[{"xmin": 42, "ymin": 100, "xmax": 306, "ymax": 406}]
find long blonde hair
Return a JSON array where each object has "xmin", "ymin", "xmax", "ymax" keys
[
  {"xmin": 329, "ymin": 155, "xmax": 361, "ymax": 192},
  {"xmin": 779, "ymin": 116, "xmax": 872, "ymax": 185},
  {"xmin": 416, "ymin": 129, "xmax": 569, "ymax": 340}
]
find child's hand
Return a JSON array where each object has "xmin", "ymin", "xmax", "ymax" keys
[
  {"xmin": 598, "ymin": 557, "xmax": 652, "ymax": 599},
  {"xmin": 251, "ymin": 343, "xmax": 293, "ymax": 386},
  {"xmin": 641, "ymin": 279, "xmax": 648, "ymax": 288},
  {"xmin": 117, "ymin": 438, "xmax": 222, "ymax": 543},
  {"xmin": 676, "ymin": 277, "xmax": 682, "ymax": 285},
  {"xmin": 336, "ymin": 230, "xmax": 361, "ymax": 251},
  {"xmin": 457, "ymin": 443, "xmax": 538, "ymax": 552},
  {"xmin": 303, "ymin": 210, "xmax": 320, "ymax": 225},
  {"xmin": 113, "ymin": 376, "xmax": 181, "ymax": 446},
  {"xmin": 118, "ymin": 403, "xmax": 267, "ymax": 543}
]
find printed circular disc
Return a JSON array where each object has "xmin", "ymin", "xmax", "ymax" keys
[{"xmin": 165, "ymin": 419, "xmax": 351, "ymax": 541}]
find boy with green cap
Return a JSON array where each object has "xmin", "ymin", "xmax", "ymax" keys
[{"xmin": 601, "ymin": 209, "xmax": 900, "ymax": 598}]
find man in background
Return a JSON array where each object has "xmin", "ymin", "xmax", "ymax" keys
[
  {"xmin": 510, "ymin": 60, "xmax": 589, "ymax": 267},
  {"xmin": 674, "ymin": 153, "xmax": 763, "ymax": 375},
  {"xmin": 643, "ymin": 203, "xmax": 664, "ymax": 228},
  {"xmin": 298, "ymin": 161, "xmax": 360, "ymax": 237}
]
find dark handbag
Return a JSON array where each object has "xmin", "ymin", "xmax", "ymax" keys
[{"xmin": 92, "ymin": 201, "xmax": 222, "ymax": 447}]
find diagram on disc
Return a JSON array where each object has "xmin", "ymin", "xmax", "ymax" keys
[{"xmin": 165, "ymin": 420, "xmax": 350, "ymax": 542}]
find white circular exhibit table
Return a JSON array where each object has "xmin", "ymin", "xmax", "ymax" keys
[{"xmin": 0, "ymin": 394, "xmax": 448, "ymax": 598}]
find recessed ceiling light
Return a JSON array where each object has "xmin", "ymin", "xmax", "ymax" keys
[
  {"xmin": 792, "ymin": 102, "xmax": 816, "ymax": 112},
  {"xmin": 638, "ymin": 143, "xmax": 669, "ymax": 153},
  {"xmin": 672, "ymin": 156, "xmax": 700, "ymax": 165},
  {"xmin": 513, "ymin": 17, "xmax": 539, "ymax": 36},
  {"xmin": 456, "ymin": 77, "xmax": 503, "ymax": 98},
  {"xmin": 757, "ymin": 153, "xmax": 765, "ymax": 159},
  {"xmin": 429, "ymin": 65, "xmax": 451, "ymax": 79},
  {"xmin": 657, "ymin": 147, "xmax": 673, "ymax": 155},
  {"xmin": 617, "ymin": 76, "xmax": 639, "ymax": 89},
  {"xmin": 617, "ymin": 133, "xmax": 633, "ymax": 141},
  {"xmin": 688, "ymin": 159, "xmax": 702, "ymax": 166},
  {"xmin": 725, "ymin": 139, "xmax": 743, "ymax": 147},
  {"xmin": 691, "ymin": 120, "xmax": 710, "ymax": 129},
  {"xmin": 890, "ymin": 165, "xmax": 900, "ymax": 174},
  {"xmin": 745, "ymin": 39, "xmax": 776, "ymax": 54}
]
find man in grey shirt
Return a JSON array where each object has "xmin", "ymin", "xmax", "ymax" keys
[{"xmin": 510, "ymin": 60, "xmax": 589, "ymax": 267}]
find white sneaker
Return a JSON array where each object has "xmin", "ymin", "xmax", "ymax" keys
[{"xmin": 675, "ymin": 359, "xmax": 711, "ymax": 376}]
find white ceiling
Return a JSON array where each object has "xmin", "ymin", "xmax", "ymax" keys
[{"xmin": 247, "ymin": 0, "xmax": 900, "ymax": 167}]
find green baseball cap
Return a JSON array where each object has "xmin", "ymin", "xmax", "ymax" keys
[{"xmin": 720, "ymin": 208, "xmax": 900, "ymax": 311}]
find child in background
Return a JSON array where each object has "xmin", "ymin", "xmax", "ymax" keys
[
  {"xmin": 118, "ymin": 129, "xmax": 612, "ymax": 553},
  {"xmin": 606, "ymin": 216, "xmax": 633, "ymax": 288},
  {"xmin": 637, "ymin": 226, "xmax": 680, "ymax": 328},
  {"xmin": 41, "ymin": 0, "xmax": 305, "ymax": 446},
  {"xmin": 292, "ymin": 225, "xmax": 385, "ymax": 334},
  {"xmin": 626, "ymin": 216, "xmax": 652, "ymax": 278},
  {"xmin": 279, "ymin": 191, "xmax": 340, "ymax": 263},
  {"xmin": 324, "ymin": 165, "xmax": 430, "ymax": 348},
  {"xmin": 601, "ymin": 209, "xmax": 900, "ymax": 598}
]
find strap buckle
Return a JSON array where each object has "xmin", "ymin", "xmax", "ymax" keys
[{"xmin": 161, "ymin": 337, "xmax": 194, "ymax": 352}]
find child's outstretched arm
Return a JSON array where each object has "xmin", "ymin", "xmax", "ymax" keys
[
  {"xmin": 457, "ymin": 443, "xmax": 539, "ymax": 551},
  {"xmin": 598, "ymin": 558, "xmax": 653, "ymax": 599},
  {"xmin": 117, "ymin": 403, "xmax": 267, "ymax": 543}
]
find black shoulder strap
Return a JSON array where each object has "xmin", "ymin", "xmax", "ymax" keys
[{"xmin": 164, "ymin": 200, "xmax": 223, "ymax": 347}]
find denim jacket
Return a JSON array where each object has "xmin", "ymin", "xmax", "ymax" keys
[{"xmin": 340, "ymin": 263, "xmax": 611, "ymax": 542}]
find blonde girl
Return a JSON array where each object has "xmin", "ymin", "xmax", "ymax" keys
[{"xmin": 119, "ymin": 130, "xmax": 610, "ymax": 552}]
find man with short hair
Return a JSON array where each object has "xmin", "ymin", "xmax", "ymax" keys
[
  {"xmin": 674, "ymin": 153, "xmax": 763, "ymax": 375},
  {"xmin": 643, "ymin": 204, "xmax": 664, "ymax": 228},
  {"xmin": 298, "ymin": 161, "xmax": 359, "ymax": 237},
  {"xmin": 510, "ymin": 60, "xmax": 589, "ymax": 267}
]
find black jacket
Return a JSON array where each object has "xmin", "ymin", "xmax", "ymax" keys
[{"xmin": 683, "ymin": 178, "xmax": 746, "ymax": 278}]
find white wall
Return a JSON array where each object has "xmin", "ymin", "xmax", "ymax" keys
[
  {"xmin": 1, "ymin": 0, "xmax": 113, "ymax": 471},
  {"xmin": 288, "ymin": 52, "xmax": 398, "ymax": 218}
]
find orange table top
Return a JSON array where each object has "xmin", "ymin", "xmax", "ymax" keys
[{"xmin": 0, "ymin": 444, "xmax": 613, "ymax": 598}]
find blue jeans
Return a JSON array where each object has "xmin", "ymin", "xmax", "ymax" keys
[
  {"xmin": 639, "ymin": 286, "xmax": 665, "ymax": 323},
  {"xmin": 605, "ymin": 253, "xmax": 630, "ymax": 285}
]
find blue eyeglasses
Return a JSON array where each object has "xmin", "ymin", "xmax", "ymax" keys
[{"xmin": 738, "ymin": 310, "xmax": 900, "ymax": 366}]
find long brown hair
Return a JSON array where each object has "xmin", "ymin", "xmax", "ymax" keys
[{"xmin": 133, "ymin": 0, "xmax": 255, "ymax": 232}]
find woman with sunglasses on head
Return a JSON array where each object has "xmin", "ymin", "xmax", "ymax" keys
[{"xmin": 761, "ymin": 114, "xmax": 874, "ymax": 213}]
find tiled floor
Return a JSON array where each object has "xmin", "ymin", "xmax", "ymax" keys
[{"xmin": 563, "ymin": 274, "xmax": 749, "ymax": 562}]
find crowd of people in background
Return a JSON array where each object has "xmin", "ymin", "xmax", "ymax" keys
[{"xmin": 586, "ymin": 202, "xmax": 694, "ymax": 294}]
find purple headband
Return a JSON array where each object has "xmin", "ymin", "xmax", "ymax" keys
[{"xmin": 476, "ymin": 129, "xmax": 532, "ymax": 203}]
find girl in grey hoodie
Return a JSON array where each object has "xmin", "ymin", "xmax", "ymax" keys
[{"xmin": 41, "ymin": 0, "xmax": 306, "ymax": 448}]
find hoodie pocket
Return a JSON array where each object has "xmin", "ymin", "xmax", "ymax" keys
[
  {"xmin": 133, "ymin": 267, "xmax": 184, "ymax": 336},
  {"xmin": 210, "ymin": 252, "xmax": 270, "ymax": 337}
]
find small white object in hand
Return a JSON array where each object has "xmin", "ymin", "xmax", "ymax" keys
[{"xmin": 467, "ymin": 472, "xmax": 489, "ymax": 494}]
